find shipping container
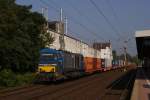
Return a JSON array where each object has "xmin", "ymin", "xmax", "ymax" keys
[
  {"xmin": 105, "ymin": 58, "xmax": 112, "ymax": 70},
  {"xmin": 83, "ymin": 57, "xmax": 101, "ymax": 73},
  {"xmin": 93, "ymin": 42, "xmax": 111, "ymax": 50},
  {"xmin": 48, "ymin": 30, "xmax": 89, "ymax": 54},
  {"xmin": 47, "ymin": 29, "xmax": 102, "ymax": 59},
  {"xmin": 63, "ymin": 51, "xmax": 84, "ymax": 74},
  {"xmin": 112, "ymin": 60, "xmax": 119, "ymax": 69}
]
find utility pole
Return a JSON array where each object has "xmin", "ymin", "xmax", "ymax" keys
[
  {"xmin": 59, "ymin": 8, "xmax": 65, "ymax": 50},
  {"xmin": 64, "ymin": 17, "xmax": 68, "ymax": 35},
  {"xmin": 60, "ymin": 8, "xmax": 63, "ymax": 22},
  {"xmin": 123, "ymin": 40, "xmax": 128, "ymax": 71},
  {"xmin": 124, "ymin": 46, "xmax": 127, "ymax": 66},
  {"xmin": 45, "ymin": 7, "xmax": 49, "ymax": 28},
  {"xmin": 42, "ymin": 7, "xmax": 44, "ymax": 16},
  {"xmin": 80, "ymin": 40, "xmax": 83, "ymax": 54},
  {"xmin": 42, "ymin": 7, "xmax": 49, "ymax": 29}
]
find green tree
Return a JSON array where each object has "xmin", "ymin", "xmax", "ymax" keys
[{"xmin": 0, "ymin": 0, "xmax": 53, "ymax": 72}]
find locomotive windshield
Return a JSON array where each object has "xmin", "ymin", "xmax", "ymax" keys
[{"xmin": 39, "ymin": 54, "xmax": 58, "ymax": 65}]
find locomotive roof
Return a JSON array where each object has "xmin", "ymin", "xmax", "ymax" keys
[{"xmin": 40, "ymin": 48, "xmax": 62, "ymax": 54}]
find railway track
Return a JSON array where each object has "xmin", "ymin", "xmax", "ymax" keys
[
  {"xmin": 49, "ymin": 69, "xmax": 126, "ymax": 100},
  {"xmin": 100, "ymin": 69, "xmax": 136, "ymax": 100},
  {"xmin": 0, "ymin": 68, "xmax": 133, "ymax": 100},
  {"xmin": 27, "ymin": 69, "xmax": 127, "ymax": 100},
  {"xmin": 0, "ymin": 71, "xmax": 113, "ymax": 100},
  {"xmin": 21, "ymin": 72, "xmax": 115, "ymax": 100},
  {"xmin": 0, "ymin": 84, "xmax": 35, "ymax": 94},
  {"xmin": 0, "ymin": 85, "xmax": 46, "ymax": 97},
  {"xmin": 30, "ymin": 70, "xmax": 119, "ymax": 100}
]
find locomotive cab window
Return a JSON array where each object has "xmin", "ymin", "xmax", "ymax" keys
[{"xmin": 39, "ymin": 54, "xmax": 58, "ymax": 64}]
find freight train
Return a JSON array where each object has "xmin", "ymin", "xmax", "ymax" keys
[
  {"xmin": 37, "ymin": 48, "xmax": 124, "ymax": 81},
  {"xmin": 36, "ymin": 21, "xmax": 125, "ymax": 81}
]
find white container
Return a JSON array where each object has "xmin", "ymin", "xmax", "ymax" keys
[{"xmin": 47, "ymin": 30, "xmax": 101, "ymax": 59}]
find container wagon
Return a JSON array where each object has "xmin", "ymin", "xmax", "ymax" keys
[
  {"xmin": 112, "ymin": 60, "xmax": 119, "ymax": 69},
  {"xmin": 105, "ymin": 58, "xmax": 112, "ymax": 71},
  {"xmin": 83, "ymin": 47, "xmax": 102, "ymax": 73},
  {"xmin": 84, "ymin": 57, "xmax": 101, "ymax": 73},
  {"xmin": 37, "ymin": 48, "xmax": 102, "ymax": 81}
]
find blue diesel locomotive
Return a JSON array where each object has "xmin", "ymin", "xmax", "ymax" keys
[{"xmin": 37, "ymin": 48, "xmax": 84, "ymax": 81}]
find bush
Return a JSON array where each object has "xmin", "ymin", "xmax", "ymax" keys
[
  {"xmin": 0, "ymin": 69, "xmax": 35, "ymax": 87},
  {"xmin": 0, "ymin": 69, "xmax": 16, "ymax": 87},
  {"xmin": 15, "ymin": 73, "xmax": 35, "ymax": 86}
]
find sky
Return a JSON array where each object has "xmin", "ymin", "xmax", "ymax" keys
[{"xmin": 16, "ymin": 0, "xmax": 150, "ymax": 56}]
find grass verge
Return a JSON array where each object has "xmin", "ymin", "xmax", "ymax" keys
[{"xmin": 0, "ymin": 69, "xmax": 35, "ymax": 87}]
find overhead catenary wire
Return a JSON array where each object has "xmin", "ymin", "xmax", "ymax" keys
[
  {"xmin": 39, "ymin": 0, "xmax": 137, "ymax": 55},
  {"xmin": 68, "ymin": 28, "xmax": 90, "ymax": 42},
  {"xmin": 39, "ymin": 0, "xmax": 97, "ymax": 44},
  {"xmin": 39, "ymin": 0, "xmax": 59, "ymax": 12},
  {"xmin": 106, "ymin": 0, "xmax": 129, "ymax": 40},
  {"xmin": 65, "ymin": 0, "xmax": 107, "ymax": 41},
  {"xmin": 89, "ymin": 0, "xmax": 126, "ymax": 51},
  {"xmin": 107, "ymin": 0, "xmax": 136, "ymax": 42},
  {"xmin": 106, "ymin": 0, "xmax": 121, "ymax": 27},
  {"xmin": 89, "ymin": 0, "xmax": 122, "ymax": 41},
  {"xmin": 69, "ymin": 18, "xmax": 105, "ymax": 41},
  {"xmin": 105, "ymin": 0, "xmax": 129, "ymax": 47},
  {"xmin": 39, "ymin": 0, "xmax": 105, "ymax": 41},
  {"xmin": 106, "ymin": 0, "xmax": 136, "ymax": 56},
  {"xmin": 106, "ymin": 0, "xmax": 136, "ymax": 55},
  {"xmin": 50, "ymin": 0, "xmax": 106, "ymax": 41}
]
